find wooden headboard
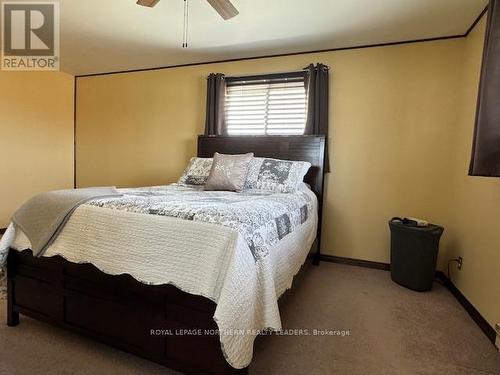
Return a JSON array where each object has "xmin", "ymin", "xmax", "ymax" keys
[
  {"xmin": 198, "ymin": 135, "xmax": 326, "ymax": 263},
  {"xmin": 197, "ymin": 135, "xmax": 326, "ymax": 198}
]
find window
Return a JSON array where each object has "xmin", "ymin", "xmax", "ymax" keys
[{"xmin": 225, "ymin": 72, "xmax": 307, "ymax": 135}]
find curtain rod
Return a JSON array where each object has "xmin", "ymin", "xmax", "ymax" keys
[
  {"xmin": 224, "ymin": 64, "xmax": 329, "ymax": 82},
  {"xmin": 225, "ymin": 70, "xmax": 306, "ymax": 82}
]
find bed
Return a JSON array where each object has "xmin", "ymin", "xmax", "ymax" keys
[{"xmin": 5, "ymin": 135, "xmax": 326, "ymax": 375}]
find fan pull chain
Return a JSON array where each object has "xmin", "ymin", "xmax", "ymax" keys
[{"xmin": 182, "ymin": 0, "xmax": 189, "ymax": 48}]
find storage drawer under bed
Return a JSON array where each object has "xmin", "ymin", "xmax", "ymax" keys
[{"xmin": 7, "ymin": 249, "xmax": 241, "ymax": 375}]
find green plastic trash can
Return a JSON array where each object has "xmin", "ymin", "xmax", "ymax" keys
[{"xmin": 389, "ymin": 218, "xmax": 444, "ymax": 292}]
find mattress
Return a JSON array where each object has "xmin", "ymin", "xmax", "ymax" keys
[{"xmin": 1, "ymin": 183, "xmax": 318, "ymax": 369}]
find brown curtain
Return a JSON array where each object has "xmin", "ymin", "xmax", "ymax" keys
[
  {"xmin": 469, "ymin": 0, "xmax": 500, "ymax": 176},
  {"xmin": 304, "ymin": 63, "xmax": 330, "ymax": 172},
  {"xmin": 204, "ymin": 73, "xmax": 226, "ymax": 135}
]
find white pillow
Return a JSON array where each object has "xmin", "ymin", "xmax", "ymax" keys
[
  {"xmin": 244, "ymin": 157, "xmax": 311, "ymax": 193},
  {"xmin": 178, "ymin": 157, "xmax": 213, "ymax": 185}
]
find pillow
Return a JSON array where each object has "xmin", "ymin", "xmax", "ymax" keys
[
  {"xmin": 204, "ymin": 152, "xmax": 254, "ymax": 192},
  {"xmin": 244, "ymin": 157, "xmax": 311, "ymax": 193},
  {"xmin": 178, "ymin": 157, "xmax": 213, "ymax": 185}
]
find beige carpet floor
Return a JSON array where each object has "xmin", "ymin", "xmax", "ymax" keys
[{"xmin": 0, "ymin": 261, "xmax": 499, "ymax": 375}]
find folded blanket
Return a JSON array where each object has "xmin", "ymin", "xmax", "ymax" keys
[{"xmin": 12, "ymin": 187, "xmax": 122, "ymax": 256}]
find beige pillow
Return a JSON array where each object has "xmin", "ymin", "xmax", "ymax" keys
[{"xmin": 204, "ymin": 152, "xmax": 254, "ymax": 191}]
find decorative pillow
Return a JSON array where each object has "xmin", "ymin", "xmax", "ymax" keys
[
  {"xmin": 204, "ymin": 153, "xmax": 254, "ymax": 192},
  {"xmin": 244, "ymin": 157, "xmax": 311, "ymax": 193},
  {"xmin": 178, "ymin": 157, "xmax": 213, "ymax": 185}
]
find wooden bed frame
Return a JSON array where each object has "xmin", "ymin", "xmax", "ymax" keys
[{"xmin": 6, "ymin": 135, "xmax": 326, "ymax": 375}]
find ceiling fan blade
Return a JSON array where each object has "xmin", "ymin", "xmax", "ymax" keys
[
  {"xmin": 206, "ymin": 0, "xmax": 239, "ymax": 20},
  {"xmin": 136, "ymin": 0, "xmax": 161, "ymax": 7}
]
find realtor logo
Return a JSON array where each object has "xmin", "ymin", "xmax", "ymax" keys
[{"xmin": 1, "ymin": 1, "xmax": 60, "ymax": 70}]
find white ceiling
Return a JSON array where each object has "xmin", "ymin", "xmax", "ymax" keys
[{"xmin": 55, "ymin": 0, "xmax": 487, "ymax": 76}]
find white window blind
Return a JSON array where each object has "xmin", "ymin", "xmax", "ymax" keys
[{"xmin": 225, "ymin": 79, "xmax": 307, "ymax": 135}]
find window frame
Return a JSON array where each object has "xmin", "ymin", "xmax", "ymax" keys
[{"xmin": 224, "ymin": 71, "xmax": 308, "ymax": 136}]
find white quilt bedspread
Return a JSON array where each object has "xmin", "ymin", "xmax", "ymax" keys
[{"xmin": 0, "ymin": 185, "xmax": 317, "ymax": 369}]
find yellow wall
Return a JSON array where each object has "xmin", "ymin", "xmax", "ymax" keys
[
  {"xmin": 0, "ymin": 71, "xmax": 74, "ymax": 227},
  {"xmin": 74, "ymin": 17, "xmax": 499, "ymax": 328},
  {"xmin": 442, "ymin": 17, "xmax": 500, "ymax": 327},
  {"xmin": 76, "ymin": 39, "xmax": 465, "ymax": 267}
]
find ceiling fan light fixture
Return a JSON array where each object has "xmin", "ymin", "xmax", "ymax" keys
[
  {"xmin": 136, "ymin": 0, "xmax": 239, "ymax": 47},
  {"xmin": 136, "ymin": 0, "xmax": 239, "ymax": 20}
]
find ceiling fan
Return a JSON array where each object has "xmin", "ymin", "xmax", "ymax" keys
[{"xmin": 136, "ymin": 0, "xmax": 239, "ymax": 20}]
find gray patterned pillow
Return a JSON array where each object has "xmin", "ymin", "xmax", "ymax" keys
[
  {"xmin": 204, "ymin": 153, "xmax": 254, "ymax": 192},
  {"xmin": 178, "ymin": 157, "xmax": 213, "ymax": 185},
  {"xmin": 244, "ymin": 157, "xmax": 311, "ymax": 193}
]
